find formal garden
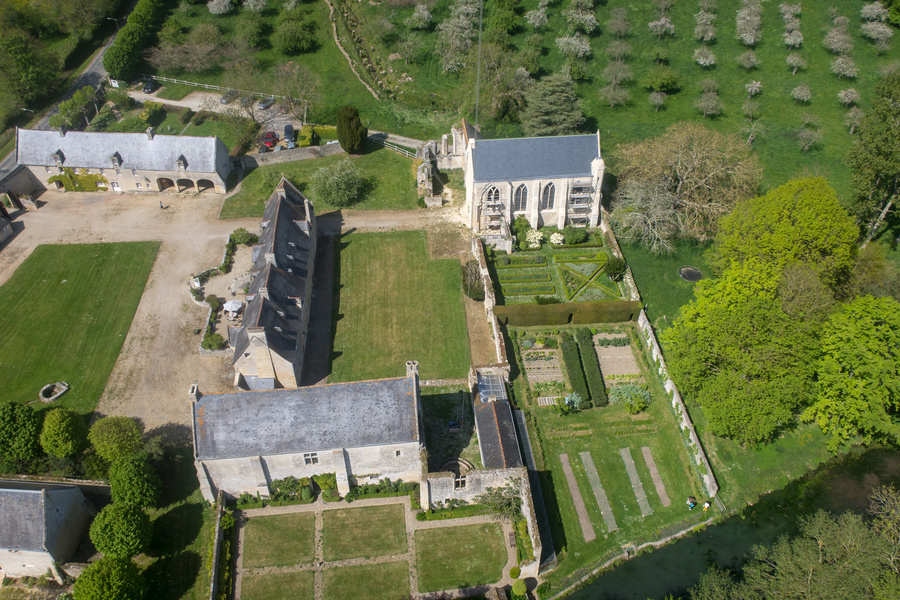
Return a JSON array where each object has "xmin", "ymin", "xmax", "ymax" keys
[
  {"xmin": 329, "ymin": 230, "xmax": 471, "ymax": 382},
  {"xmin": 238, "ymin": 504, "xmax": 508, "ymax": 600}
]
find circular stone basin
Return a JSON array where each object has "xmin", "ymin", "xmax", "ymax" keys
[{"xmin": 679, "ymin": 266, "xmax": 703, "ymax": 282}]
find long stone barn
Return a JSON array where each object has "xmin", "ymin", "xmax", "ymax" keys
[{"xmin": 191, "ymin": 362, "xmax": 425, "ymax": 501}]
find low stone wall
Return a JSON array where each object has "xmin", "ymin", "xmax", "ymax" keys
[
  {"xmin": 239, "ymin": 141, "xmax": 345, "ymax": 169},
  {"xmin": 472, "ymin": 238, "xmax": 508, "ymax": 364},
  {"xmin": 424, "ymin": 467, "xmax": 542, "ymax": 578}
]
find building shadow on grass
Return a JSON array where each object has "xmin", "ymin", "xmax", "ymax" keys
[
  {"xmin": 144, "ymin": 550, "xmax": 202, "ymax": 600},
  {"xmin": 150, "ymin": 502, "xmax": 205, "ymax": 556}
]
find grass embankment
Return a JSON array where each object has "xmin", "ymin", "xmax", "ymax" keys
[
  {"xmin": 0, "ymin": 242, "xmax": 159, "ymax": 414},
  {"xmin": 218, "ymin": 144, "xmax": 418, "ymax": 219},
  {"xmin": 330, "ymin": 231, "xmax": 471, "ymax": 382}
]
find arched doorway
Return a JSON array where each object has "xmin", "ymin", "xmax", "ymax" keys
[
  {"xmin": 196, "ymin": 179, "xmax": 215, "ymax": 193},
  {"xmin": 176, "ymin": 178, "xmax": 195, "ymax": 192},
  {"xmin": 157, "ymin": 178, "xmax": 175, "ymax": 192}
]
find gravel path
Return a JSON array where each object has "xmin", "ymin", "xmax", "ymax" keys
[
  {"xmin": 619, "ymin": 448, "xmax": 653, "ymax": 517},
  {"xmin": 559, "ymin": 453, "xmax": 596, "ymax": 543},
  {"xmin": 642, "ymin": 446, "xmax": 671, "ymax": 507},
  {"xmin": 579, "ymin": 451, "xmax": 618, "ymax": 533}
]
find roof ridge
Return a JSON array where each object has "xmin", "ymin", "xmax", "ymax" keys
[{"xmin": 492, "ymin": 402, "xmax": 507, "ymax": 467}]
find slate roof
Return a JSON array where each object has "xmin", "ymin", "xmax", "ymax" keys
[
  {"xmin": 251, "ymin": 180, "xmax": 313, "ymax": 278},
  {"xmin": 472, "ymin": 134, "xmax": 599, "ymax": 183},
  {"xmin": 15, "ymin": 128, "xmax": 226, "ymax": 175},
  {"xmin": 193, "ymin": 375, "xmax": 421, "ymax": 460},
  {"xmin": 474, "ymin": 371, "xmax": 523, "ymax": 470},
  {"xmin": 0, "ymin": 483, "xmax": 88, "ymax": 553}
]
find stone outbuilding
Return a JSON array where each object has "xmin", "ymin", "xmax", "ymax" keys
[
  {"xmin": 0, "ymin": 482, "xmax": 94, "ymax": 581},
  {"xmin": 472, "ymin": 368, "xmax": 523, "ymax": 470},
  {"xmin": 229, "ymin": 178, "xmax": 317, "ymax": 390},
  {"xmin": 191, "ymin": 362, "xmax": 425, "ymax": 501},
  {"xmin": 15, "ymin": 127, "xmax": 231, "ymax": 194},
  {"xmin": 446, "ymin": 120, "xmax": 605, "ymax": 250}
]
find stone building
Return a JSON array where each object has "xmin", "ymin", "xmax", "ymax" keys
[
  {"xmin": 0, "ymin": 482, "xmax": 94, "ymax": 581},
  {"xmin": 440, "ymin": 120, "xmax": 605, "ymax": 250},
  {"xmin": 191, "ymin": 362, "xmax": 424, "ymax": 501},
  {"xmin": 229, "ymin": 178, "xmax": 317, "ymax": 390},
  {"xmin": 15, "ymin": 127, "xmax": 231, "ymax": 194},
  {"xmin": 472, "ymin": 368, "xmax": 523, "ymax": 470}
]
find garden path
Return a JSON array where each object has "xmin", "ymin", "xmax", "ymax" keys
[
  {"xmin": 642, "ymin": 446, "xmax": 671, "ymax": 507},
  {"xmin": 234, "ymin": 495, "xmax": 517, "ymax": 600},
  {"xmin": 620, "ymin": 448, "xmax": 653, "ymax": 517},
  {"xmin": 580, "ymin": 451, "xmax": 618, "ymax": 533},
  {"xmin": 559, "ymin": 453, "xmax": 596, "ymax": 543}
]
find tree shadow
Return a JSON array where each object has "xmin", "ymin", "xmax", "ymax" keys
[
  {"xmin": 144, "ymin": 550, "xmax": 202, "ymax": 600},
  {"xmin": 156, "ymin": 445, "xmax": 200, "ymax": 506},
  {"xmin": 150, "ymin": 502, "xmax": 205, "ymax": 556}
]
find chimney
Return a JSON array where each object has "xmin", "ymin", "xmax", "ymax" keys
[
  {"xmin": 58, "ymin": 127, "xmax": 66, "ymax": 137},
  {"xmin": 406, "ymin": 360, "xmax": 419, "ymax": 377},
  {"xmin": 258, "ymin": 286, "xmax": 269, "ymax": 300},
  {"xmin": 189, "ymin": 384, "xmax": 201, "ymax": 402},
  {"xmin": 264, "ymin": 252, "xmax": 276, "ymax": 266},
  {"xmin": 146, "ymin": 127, "xmax": 155, "ymax": 140}
]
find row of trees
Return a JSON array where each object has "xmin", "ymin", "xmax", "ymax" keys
[{"xmin": 103, "ymin": 0, "xmax": 174, "ymax": 81}]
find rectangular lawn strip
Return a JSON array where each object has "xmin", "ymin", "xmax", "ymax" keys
[
  {"xmin": 415, "ymin": 523, "xmax": 507, "ymax": 593},
  {"xmin": 619, "ymin": 448, "xmax": 652, "ymax": 517},
  {"xmin": 322, "ymin": 504, "xmax": 407, "ymax": 561},
  {"xmin": 322, "ymin": 562, "xmax": 410, "ymax": 600},
  {"xmin": 0, "ymin": 242, "xmax": 159, "ymax": 413},
  {"xmin": 559, "ymin": 453, "xmax": 596, "ymax": 542},
  {"xmin": 219, "ymin": 143, "xmax": 417, "ymax": 218},
  {"xmin": 241, "ymin": 570, "xmax": 315, "ymax": 600},
  {"xmin": 329, "ymin": 231, "xmax": 471, "ymax": 381},
  {"xmin": 242, "ymin": 512, "xmax": 316, "ymax": 569},
  {"xmin": 579, "ymin": 451, "xmax": 618, "ymax": 533}
]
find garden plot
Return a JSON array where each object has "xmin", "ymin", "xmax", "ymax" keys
[
  {"xmin": 593, "ymin": 334, "xmax": 642, "ymax": 378},
  {"xmin": 522, "ymin": 349, "xmax": 564, "ymax": 384}
]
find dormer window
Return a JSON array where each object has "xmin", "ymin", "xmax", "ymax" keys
[
  {"xmin": 176, "ymin": 155, "xmax": 187, "ymax": 172},
  {"xmin": 110, "ymin": 154, "xmax": 121, "ymax": 168},
  {"xmin": 53, "ymin": 152, "xmax": 63, "ymax": 167}
]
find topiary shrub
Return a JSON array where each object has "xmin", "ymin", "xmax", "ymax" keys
[
  {"xmin": 40, "ymin": 408, "xmax": 88, "ymax": 458},
  {"xmin": 73, "ymin": 556, "xmax": 147, "ymax": 600},
  {"xmin": 509, "ymin": 566, "xmax": 521, "ymax": 579},
  {"xmin": 337, "ymin": 105, "xmax": 367, "ymax": 154},
  {"xmin": 109, "ymin": 452, "xmax": 161, "ymax": 508},
  {"xmin": 512, "ymin": 579, "xmax": 527, "ymax": 596},
  {"xmin": 606, "ymin": 255, "xmax": 627, "ymax": 281},
  {"xmin": 563, "ymin": 225, "xmax": 588, "ymax": 245},
  {"xmin": 0, "ymin": 402, "xmax": 42, "ymax": 467},
  {"xmin": 89, "ymin": 503, "xmax": 152, "ymax": 558},
  {"xmin": 88, "ymin": 417, "xmax": 142, "ymax": 463}
]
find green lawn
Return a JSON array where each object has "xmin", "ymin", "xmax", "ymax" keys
[
  {"xmin": 322, "ymin": 562, "xmax": 410, "ymax": 600},
  {"xmin": 519, "ymin": 323, "xmax": 708, "ymax": 595},
  {"xmin": 156, "ymin": 83, "xmax": 198, "ymax": 101},
  {"xmin": 242, "ymin": 512, "xmax": 316, "ymax": 568},
  {"xmin": 241, "ymin": 571, "xmax": 315, "ymax": 600},
  {"xmin": 421, "ymin": 386, "xmax": 483, "ymax": 471},
  {"xmin": 0, "ymin": 242, "xmax": 159, "ymax": 414},
  {"xmin": 620, "ymin": 240, "xmax": 714, "ymax": 330},
  {"xmin": 322, "ymin": 504, "xmax": 407, "ymax": 561},
  {"xmin": 182, "ymin": 120, "xmax": 239, "ymax": 151},
  {"xmin": 330, "ymin": 231, "xmax": 471, "ymax": 382},
  {"xmin": 415, "ymin": 523, "xmax": 507, "ymax": 593},
  {"xmin": 219, "ymin": 144, "xmax": 418, "ymax": 219}
]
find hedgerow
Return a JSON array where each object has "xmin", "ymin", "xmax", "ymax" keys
[
  {"xmin": 559, "ymin": 332, "xmax": 590, "ymax": 402},
  {"xmin": 576, "ymin": 328, "xmax": 607, "ymax": 406}
]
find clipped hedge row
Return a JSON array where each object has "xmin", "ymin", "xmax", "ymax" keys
[
  {"xmin": 496, "ymin": 255, "xmax": 547, "ymax": 268},
  {"xmin": 503, "ymin": 285, "xmax": 556, "ymax": 296},
  {"xmin": 499, "ymin": 272, "xmax": 552, "ymax": 283},
  {"xmin": 495, "ymin": 301, "xmax": 641, "ymax": 326},
  {"xmin": 559, "ymin": 333, "xmax": 590, "ymax": 403},
  {"xmin": 576, "ymin": 328, "xmax": 608, "ymax": 406},
  {"xmin": 553, "ymin": 253, "xmax": 607, "ymax": 263}
]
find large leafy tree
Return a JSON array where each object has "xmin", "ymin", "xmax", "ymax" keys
[
  {"xmin": 610, "ymin": 122, "xmax": 761, "ymax": 251},
  {"xmin": 713, "ymin": 178, "xmax": 858, "ymax": 288},
  {"xmin": 0, "ymin": 31, "xmax": 61, "ymax": 104},
  {"xmin": 89, "ymin": 416, "xmax": 142, "ymax": 463},
  {"xmin": 40, "ymin": 407, "xmax": 88, "ymax": 458},
  {"xmin": 73, "ymin": 557, "xmax": 147, "ymax": 600},
  {"xmin": 803, "ymin": 295, "xmax": 900, "ymax": 451},
  {"xmin": 520, "ymin": 72, "xmax": 585, "ymax": 137},
  {"xmin": 847, "ymin": 71, "xmax": 900, "ymax": 243},
  {"xmin": 109, "ymin": 452, "xmax": 161, "ymax": 508},
  {"xmin": 0, "ymin": 402, "xmax": 42, "ymax": 466},
  {"xmin": 663, "ymin": 263, "xmax": 819, "ymax": 445},
  {"xmin": 89, "ymin": 503, "xmax": 152, "ymax": 558}
]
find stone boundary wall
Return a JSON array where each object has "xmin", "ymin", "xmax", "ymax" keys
[
  {"xmin": 600, "ymin": 209, "xmax": 718, "ymax": 498},
  {"xmin": 472, "ymin": 238, "xmax": 508, "ymax": 364},
  {"xmin": 424, "ymin": 467, "xmax": 542, "ymax": 578},
  {"xmin": 207, "ymin": 489, "xmax": 226, "ymax": 600},
  {"xmin": 239, "ymin": 141, "xmax": 345, "ymax": 169}
]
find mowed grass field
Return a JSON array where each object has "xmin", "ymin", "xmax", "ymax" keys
[
  {"xmin": 329, "ymin": 231, "xmax": 471, "ymax": 382},
  {"xmin": 242, "ymin": 512, "xmax": 316, "ymax": 569},
  {"xmin": 0, "ymin": 242, "xmax": 159, "ymax": 414},
  {"xmin": 241, "ymin": 571, "xmax": 315, "ymax": 600},
  {"xmin": 322, "ymin": 504, "xmax": 408, "ymax": 561},
  {"xmin": 323, "ymin": 562, "xmax": 410, "ymax": 600},
  {"xmin": 415, "ymin": 523, "xmax": 507, "ymax": 593},
  {"xmin": 219, "ymin": 144, "xmax": 418, "ymax": 219}
]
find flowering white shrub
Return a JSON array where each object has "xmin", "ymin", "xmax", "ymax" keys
[
  {"xmin": 550, "ymin": 232, "xmax": 565, "ymax": 245},
  {"xmin": 526, "ymin": 229, "xmax": 544, "ymax": 249}
]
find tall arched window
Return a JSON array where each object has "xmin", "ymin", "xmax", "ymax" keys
[
  {"xmin": 541, "ymin": 183, "xmax": 556, "ymax": 210},
  {"xmin": 484, "ymin": 186, "xmax": 500, "ymax": 204},
  {"xmin": 514, "ymin": 185, "xmax": 528, "ymax": 212}
]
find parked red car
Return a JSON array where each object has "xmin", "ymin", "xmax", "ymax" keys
[{"xmin": 263, "ymin": 131, "xmax": 279, "ymax": 148}]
